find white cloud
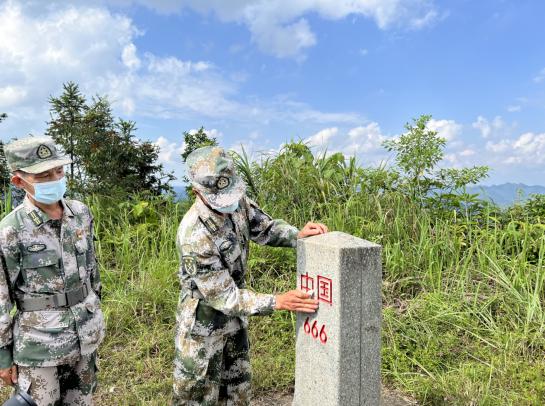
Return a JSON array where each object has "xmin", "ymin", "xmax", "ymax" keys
[
  {"xmin": 346, "ymin": 122, "xmax": 385, "ymax": 152},
  {"xmin": 486, "ymin": 132, "xmax": 545, "ymax": 165},
  {"xmin": 426, "ymin": 118, "xmax": 462, "ymax": 141},
  {"xmin": 0, "ymin": 86, "xmax": 27, "ymax": 107},
  {"xmin": 472, "ymin": 115, "xmax": 505, "ymax": 138},
  {"xmin": 305, "ymin": 127, "xmax": 338, "ymax": 147},
  {"xmin": 459, "ymin": 148, "xmax": 475, "ymax": 157},
  {"xmin": 534, "ymin": 68, "xmax": 545, "ymax": 83},
  {"xmin": 154, "ymin": 135, "xmax": 179, "ymax": 164},
  {"xmin": 0, "ymin": 1, "xmax": 358, "ymax": 141},
  {"xmin": 122, "ymin": 43, "xmax": 141, "ymax": 70},
  {"xmin": 302, "ymin": 122, "xmax": 388, "ymax": 162},
  {"xmin": 187, "ymin": 128, "xmax": 223, "ymax": 139},
  {"xmin": 120, "ymin": 0, "xmax": 441, "ymax": 59},
  {"xmin": 0, "ymin": 2, "xmax": 139, "ymax": 117}
]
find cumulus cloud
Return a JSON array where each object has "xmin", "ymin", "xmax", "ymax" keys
[
  {"xmin": 186, "ymin": 128, "xmax": 223, "ymax": 140},
  {"xmin": 485, "ymin": 132, "xmax": 545, "ymax": 165},
  {"xmin": 122, "ymin": 43, "xmax": 141, "ymax": 70},
  {"xmin": 154, "ymin": 136, "xmax": 179, "ymax": 164},
  {"xmin": 472, "ymin": 115, "xmax": 506, "ymax": 138},
  {"xmin": 346, "ymin": 122, "xmax": 386, "ymax": 153},
  {"xmin": 118, "ymin": 0, "xmax": 441, "ymax": 59},
  {"xmin": 0, "ymin": 1, "xmax": 138, "ymax": 113},
  {"xmin": 0, "ymin": 1, "xmax": 358, "ymax": 141},
  {"xmin": 426, "ymin": 118, "xmax": 462, "ymax": 141},
  {"xmin": 301, "ymin": 122, "xmax": 388, "ymax": 165},
  {"xmin": 305, "ymin": 127, "xmax": 338, "ymax": 147}
]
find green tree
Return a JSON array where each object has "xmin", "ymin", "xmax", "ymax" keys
[
  {"xmin": 383, "ymin": 114, "xmax": 446, "ymax": 200},
  {"xmin": 383, "ymin": 114, "xmax": 489, "ymax": 214},
  {"xmin": 0, "ymin": 113, "xmax": 6, "ymax": 123},
  {"xmin": 46, "ymin": 82, "xmax": 86, "ymax": 182},
  {"xmin": 47, "ymin": 83, "xmax": 173, "ymax": 196},
  {"xmin": 180, "ymin": 127, "xmax": 218, "ymax": 162}
]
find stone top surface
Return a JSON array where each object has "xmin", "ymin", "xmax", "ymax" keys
[{"xmin": 298, "ymin": 231, "xmax": 381, "ymax": 249}]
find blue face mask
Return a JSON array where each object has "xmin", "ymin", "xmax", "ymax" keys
[
  {"xmin": 25, "ymin": 177, "xmax": 67, "ymax": 205},
  {"xmin": 216, "ymin": 200, "xmax": 239, "ymax": 214}
]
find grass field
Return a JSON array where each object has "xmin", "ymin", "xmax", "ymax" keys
[{"xmin": 1, "ymin": 188, "xmax": 545, "ymax": 405}]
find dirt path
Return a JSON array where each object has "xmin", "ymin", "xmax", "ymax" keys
[{"xmin": 251, "ymin": 387, "xmax": 417, "ymax": 405}]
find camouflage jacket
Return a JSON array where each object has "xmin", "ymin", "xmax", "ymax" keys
[
  {"xmin": 0, "ymin": 197, "xmax": 105, "ymax": 368},
  {"xmin": 176, "ymin": 195, "xmax": 298, "ymax": 337}
]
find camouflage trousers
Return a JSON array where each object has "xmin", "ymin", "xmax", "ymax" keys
[
  {"xmin": 16, "ymin": 352, "xmax": 97, "ymax": 406},
  {"xmin": 173, "ymin": 327, "xmax": 251, "ymax": 406}
]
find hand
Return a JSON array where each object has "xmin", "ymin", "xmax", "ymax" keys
[
  {"xmin": 0, "ymin": 365, "xmax": 17, "ymax": 386},
  {"xmin": 297, "ymin": 222, "xmax": 328, "ymax": 239},
  {"xmin": 275, "ymin": 290, "xmax": 319, "ymax": 313}
]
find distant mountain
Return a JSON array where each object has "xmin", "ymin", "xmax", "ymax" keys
[{"xmin": 467, "ymin": 183, "xmax": 545, "ymax": 207}]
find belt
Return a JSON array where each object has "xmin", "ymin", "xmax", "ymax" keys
[{"xmin": 16, "ymin": 280, "xmax": 93, "ymax": 312}]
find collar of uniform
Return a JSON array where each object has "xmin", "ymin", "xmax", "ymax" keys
[
  {"xmin": 61, "ymin": 199, "xmax": 75, "ymax": 217},
  {"xmin": 23, "ymin": 196, "xmax": 49, "ymax": 227},
  {"xmin": 23, "ymin": 196, "xmax": 74, "ymax": 227},
  {"xmin": 195, "ymin": 195, "xmax": 228, "ymax": 234}
]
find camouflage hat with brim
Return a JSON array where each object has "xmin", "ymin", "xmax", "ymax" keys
[
  {"xmin": 186, "ymin": 146, "xmax": 246, "ymax": 210},
  {"xmin": 4, "ymin": 136, "xmax": 72, "ymax": 174}
]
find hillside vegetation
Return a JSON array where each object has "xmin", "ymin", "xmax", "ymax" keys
[{"xmin": 1, "ymin": 117, "xmax": 545, "ymax": 405}]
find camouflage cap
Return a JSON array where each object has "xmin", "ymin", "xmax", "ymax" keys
[
  {"xmin": 4, "ymin": 136, "xmax": 72, "ymax": 174},
  {"xmin": 186, "ymin": 146, "xmax": 246, "ymax": 210}
]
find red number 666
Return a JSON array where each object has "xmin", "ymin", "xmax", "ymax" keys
[{"xmin": 304, "ymin": 317, "xmax": 327, "ymax": 344}]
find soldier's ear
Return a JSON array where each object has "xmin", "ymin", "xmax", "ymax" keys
[
  {"xmin": 11, "ymin": 173, "xmax": 25, "ymax": 189},
  {"xmin": 11, "ymin": 171, "xmax": 32, "ymax": 191}
]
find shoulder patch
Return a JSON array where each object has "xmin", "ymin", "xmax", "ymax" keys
[
  {"xmin": 27, "ymin": 243, "xmax": 46, "ymax": 253},
  {"xmin": 28, "ymin": 210, "xmax": 43, "ymax": 227},
  {"xmin": 202, "ymin": 217, "xmax": 219, "ymax": 233},
  {"xmin": 182, "ymin": 255, "xmax": 198, "ymax": 276}
]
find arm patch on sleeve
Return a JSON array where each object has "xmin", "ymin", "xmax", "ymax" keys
[{"xmin": 182, "ymin": 255, "xmax": 198, "ymax": 276}]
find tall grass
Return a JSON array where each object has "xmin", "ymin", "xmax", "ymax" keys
[
  {"xmin": 82, "ymin": 189, "xmax": 545, "ymax": 405},
  {"xmin": 1, "ymin": 147, "xmax": 544, "ymax": 404}
]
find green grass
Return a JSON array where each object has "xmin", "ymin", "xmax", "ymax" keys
[{"xmin": 1, "ymin": 190, "xmax": 545, "ymax": 405}]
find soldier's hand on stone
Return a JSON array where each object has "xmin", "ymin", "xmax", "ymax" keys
[
  {"xmin": 275, "ymin": 290, "xmax": 319, "ymax": 313},
  {"xmin": 297, "ymin": 222, "xmax": 328, "ymax": 239},
  {"xmin": 0, "ymin": 365, "xmax": 17, "ymax": 386}
]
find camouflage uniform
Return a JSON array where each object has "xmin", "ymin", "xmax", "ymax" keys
[
  {"xmin": 0, "ymin": 137, "xmax": 105, "ymax": 405},
  {"xmin": 173, "ymin": 147, "xmax": 298, "ymax": 405}
]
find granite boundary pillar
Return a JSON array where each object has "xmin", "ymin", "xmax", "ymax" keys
[{"xmin": 293, "ymin": 231, "xmax": 382, "ymax": 406}]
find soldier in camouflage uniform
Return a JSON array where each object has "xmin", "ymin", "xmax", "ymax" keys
[
  {"xmin": 174, "ymin": 146, "xmax": 328, "ymax": 405},
  {"xmin": 0, "ymin": 137, "xmax": 105, "ymax": 405}
]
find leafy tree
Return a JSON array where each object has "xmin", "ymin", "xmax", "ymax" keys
[
  {"xmin": 46, "ymin": 82, "xmax": 86, "ymax": 181},
  {"xmin": 383, "ymin": 114, "xmax": 489, "ymax": 212},
  {"xmin": 180, "ymin": 127, "xmax": 218, "ymax": 162},
  {"xmin": 383, "ymin": 115, "xmax": 446, "ymax": 200},
  {"xmin": 47, "ymin": 83, "xmax": 173, "ymax": 196},
  {"xmin": 0, "ymin": 113, "xmax": 6, "ymax": 123}
]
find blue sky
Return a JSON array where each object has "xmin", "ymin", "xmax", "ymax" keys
[{"xmin": 1, "ymin": 0, "xmax": 545, "ymax": 185}]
